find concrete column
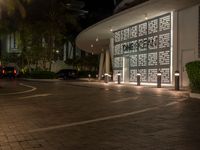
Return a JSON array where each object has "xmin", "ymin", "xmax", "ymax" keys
[
  {"xmin": 109, "ymin": 38, "xmax": 114, "ymax": 64},
  {"xmin": 98, "ymin": 52, "xmax": 105, "ymax": 80},
  {"xmin": 63, "ymin": 43, "xmax": 67, "ymax": 61},
  {"xmin": 105, "ymin": 48, "xmax": 110, "ymax": 74}
]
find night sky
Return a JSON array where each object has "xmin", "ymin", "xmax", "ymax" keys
[{"xmin": 79, "ymin": 0, "xmax": 120, "ymax": 28}]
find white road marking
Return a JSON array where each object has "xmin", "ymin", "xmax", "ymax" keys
[
  {"xmin": 19, "ymin": 93, "xmax": 52, "ymax": 99},
  {"xmin": 165, "ymin": 102, "xmax": 178, "ymax": 106},
  {"xmin": 27, "ymin": 106, "xmax": 159, "ymax": 133},
  {"xmin": 0, "ymin": 83, "xmax": 37, "ymax": 96},
  {"xmin": 24, "ymin": 98, "xmax": 187, "ymax": 133},
  {"xmin": 111, "ymin": 96, "xmax": 138, "ymax": 103},
  {"xmin": 165, "ymin": 98, "xmax": 187, "ymax": 107}
]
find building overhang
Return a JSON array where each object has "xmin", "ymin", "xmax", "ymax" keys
[{"xmin": 76, "ymin": 0, "xmax": 200, "ymax": 54}]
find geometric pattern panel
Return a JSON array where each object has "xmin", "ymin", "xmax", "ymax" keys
[
  {"xmin": 138, "ymin": 38, "xmax": 147, "ymax": 51},
  {"xmin": 113, "ymin": 13, "xmax": 171, "ymax": 84},
  {"xmin": 148, "ymin": 36, "xmax": 158, "ymax": 50},
  {"xmin": 148, "ymin": 19, "xmax": 158, "ymax": 34},
  {"xmin": 113, "ymin": 57, "xmax": 123, "ymax": 68},
  {"xmin": 120, "ymin": 30, "xmax": 124, "ymax": 41},
  {"xmin": 148, "ymin": 69, "xmax": 157, "ymax": 83},
  {"xmin": 123, "ymin": 28, "xmax": 129, "ymax": 41},
  {"xmin": 138, "ymin": 69, "xmax": 147, "ymax": 82},
  {"xmin": 114, "ymin": 44, "xmax": 123, "ymax": 55},
  {"xmin": 159, "ymin": 51, "xmax": 170, "ymax": 65},
  {"xmin": 160, "ymin": 68, "xmax": 170, "ymax": 83},
  {"xmin": 130, "ymin": 69, "xmax": 137, "ymax": 82},
  {"xmin": 159, "ymin": 15, "xmax": 171, "ymax": 31},
  {"xmin": 129, "ymin": 40, "xmax": 138, "ymax": 53},
  {"xmin": 139, "ymin": 22, "xmax": 147, "ymax": 37},
  {"xmin": 148, "ymin": 52, "xmax": 157, "ymax": 66},
  {"xmin": 130, "ymin": 55, "xmax": 137, "ymax": 67},
  {"xmin": 159, "ymin": 33, "xmax": 170, "ymax": 49},
  {"xmin": 114, "ymin": 31, "xmax": 121, "ymax": 43},
  {"xmin": 121, "ymin": 42, "xmax": 129, "ymax": 54},
  {"xmin": 130, "ymin": 26, "xmax": 138, "ymax": 38},
  {"xmin": 138, "ymin": 54, "xmax": 147, "ymax": 66}
]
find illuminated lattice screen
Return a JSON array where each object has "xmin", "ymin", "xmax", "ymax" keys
[{"xmin": 113, "ymin": 13, "xmax": 171, "ymax": 83}]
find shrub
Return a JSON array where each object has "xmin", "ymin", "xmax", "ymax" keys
[
  {"xmin": 29, "ymin": 71, "xmax": 56, "ymax": 79},
  {"xmin": 186, "ymin": 61, "xmax": 200, "ymax": 93}
]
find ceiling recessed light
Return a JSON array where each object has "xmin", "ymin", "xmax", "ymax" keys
[{"xmin": 145, "ymin": 13, "xmax": 148, "ymax": 20}]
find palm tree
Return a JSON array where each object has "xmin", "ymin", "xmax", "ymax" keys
[{"xmin": 0, "ymin": 0, "xmax": 31, "ymax": 18}]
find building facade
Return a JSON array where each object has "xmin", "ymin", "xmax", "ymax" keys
[
  {"xmin": 112, "ymin": 13, "xmax": 172, "ymax": 84},
  {"xmin": 76, "ymin": 0, "xmax": 200, "ymax": 87}
]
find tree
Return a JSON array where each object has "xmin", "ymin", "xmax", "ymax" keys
[{"xmin": 0, "ymin": 0, "xmax": 81, "ymax": 71}]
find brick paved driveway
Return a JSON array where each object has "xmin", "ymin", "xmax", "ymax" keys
[{"xmin": 0, "ymin": 80, "xmax": 200, "ymax": 150}]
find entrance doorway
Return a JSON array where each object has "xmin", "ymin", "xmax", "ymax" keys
[{"xmin": 123, "ymin": 56, "xmax": 129, "ymax": 82}]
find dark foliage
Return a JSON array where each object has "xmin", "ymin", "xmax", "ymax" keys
[{"xmin": 186, "ymin": 61, "xmax": 200, "ymax": 93}]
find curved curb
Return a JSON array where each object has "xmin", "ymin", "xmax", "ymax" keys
[
  {"xmin": 0, "ymin": 83, "xmax": 37, "ymax": 96},
  {"xmin": 190, "ymin": 93, "xmax": 200, "ymax": 99}
]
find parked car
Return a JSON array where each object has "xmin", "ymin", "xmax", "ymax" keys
[
  {"xmin": 3, "ymin": 66, "xmax": 17, "ymax": 79},
  {"xmin": 56, "ymin": 69, "xmax": 78, "ymax": 80},
  {"xmin": 0, "ymin": 66, "xmax": 4, "ymax": 78}
]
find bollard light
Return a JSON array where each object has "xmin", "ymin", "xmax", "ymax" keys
[
  {"xmin": 117, "ymin": 72, "xmax": 121, "ymax": 84},
  {"xmin": 157, "ymin": 71, "xmax": 162, "ymax": 88},
  {"xmin": 88, "ymin": 74, "xmax": 91, "ymax": 81},
  {"xmin": 175, "ymin": 70, "xmax": 180, "ymax": 91},
  {"xmin": 137, "ymin": 73, "xmax": 141, "ymax": 86},
  {"xmin": 104, "ymin": 73, "xmax": 108, "ymax": 83}
]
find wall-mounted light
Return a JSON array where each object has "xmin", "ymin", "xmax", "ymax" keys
[{"xmin": 145, "ymin": 13, "xmax": 148, "ymax": 20}]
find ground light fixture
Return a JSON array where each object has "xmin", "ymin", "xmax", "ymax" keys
[
  {"xmin": 104, "ymin": 73, "xmax": 111, "ymax": 83},
  {"xmin": 88, "ymin": 74, "xmax": 91, "ymax": 81},
  {"xmin": 117, "ymin": 72, "xmax": 121, "ymax": 84},
  {"xmin": 157, "ymin": 71, "xmax": 162, "ymax": 88},
  {"xmin": 175, "ymin": 70, "xmax": 180, "ymax": 90},
  {"xmin": 137, "ymin": 73, "xmax": 141, "ymax": 86}
]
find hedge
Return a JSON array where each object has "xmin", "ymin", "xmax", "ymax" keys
[
  {"xmin": 186, "ymin": 61, "xmax": 200, "ymax": 93},
  {"xmin": 29, "ymin": 71, "xmax": 57, "ymax": 79}
]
